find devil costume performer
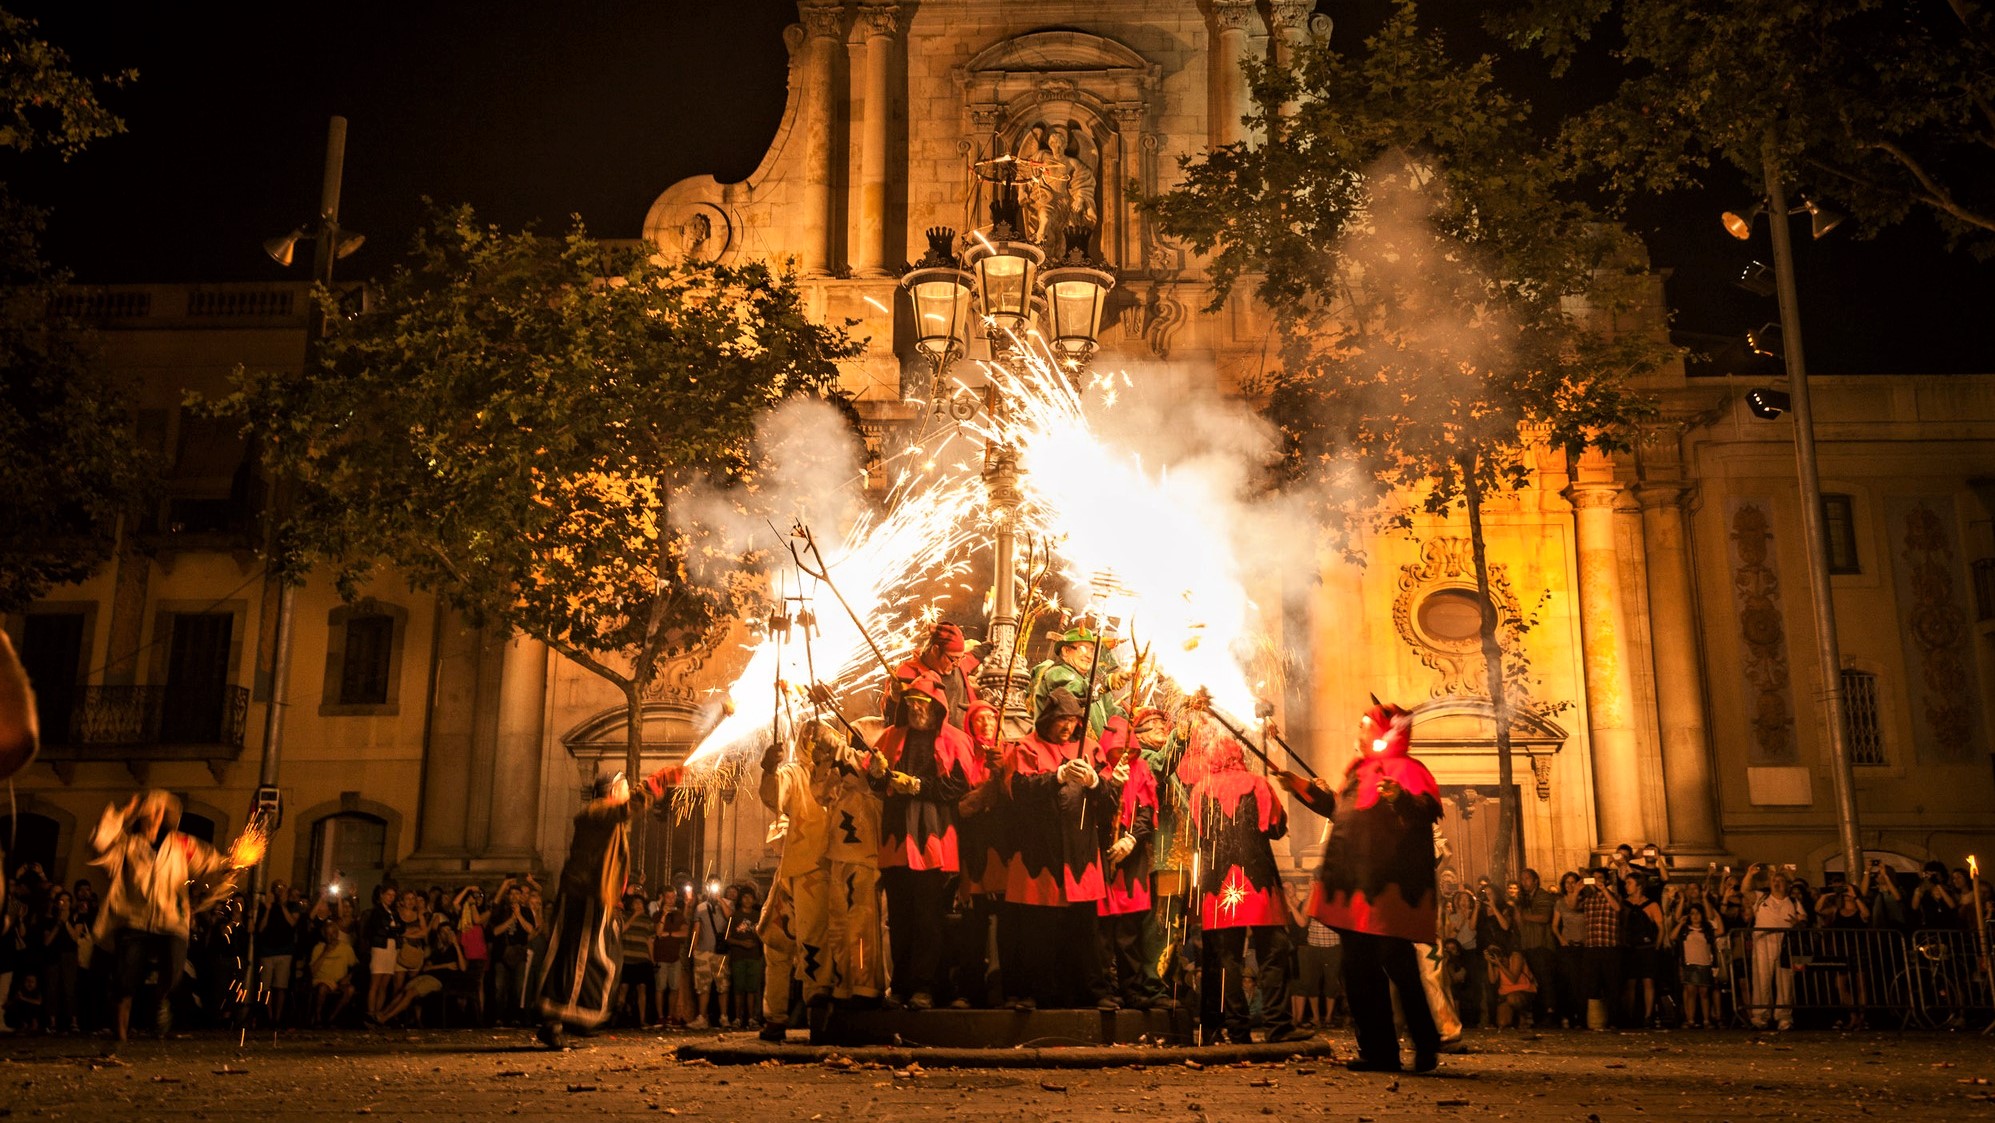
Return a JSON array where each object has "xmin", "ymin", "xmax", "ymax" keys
[
  {"xmin": 755, "ymin": 721, "xmax": 848, "ymax": 1040},
  {"xmin": 882, "ymin": 621, "xmax": 983, "ymax": 728},
  {"xmin": 1027, "ymin": 628, "xmax": 1122, "ymax": 735},
  {"xmin": 873, "ymin": 673, "xmax": 974, "ymax": 1007},
  {"xmin": 999, "ymin": 687, "xmax": 1116, "ymax": 1008},
  {"xmin": 1184, "ymin": 726, "xmax": 1300, "ymax": 1043},
  {"xmin": 1095, "ymin": 716, "xmax": 1158, "ymax": 1009},
  {"xmin": 532, "ymin": 773, "xmax": 633, "ymax": 1049},
  {"xmin": 1284, "ymin": 702, "xmax": 1443, "ymax": 1072}
]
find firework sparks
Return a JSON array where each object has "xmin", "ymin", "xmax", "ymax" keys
[
  {"xmin": 678, "ymin": 449, "xmax": 985, "ymax": 781},
  {"xmin": 228, "ymin": 816, "xmax": 270, "ymax": 870},
  {"xmin": 976, "ymin": 350, "xmax": 1267, "ymax": 717}
]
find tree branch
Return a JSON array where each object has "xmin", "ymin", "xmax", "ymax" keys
[
  {"xmin": 1868, "ymin": 137, "xmax": 1995, "ymax": 233},
  {"xmin": 541, "ymin": 635, "xmax": 631, "ymax": 694}
]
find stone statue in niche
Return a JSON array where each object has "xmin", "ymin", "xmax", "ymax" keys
[{"xmin": 1015, "ymin": 120, "xmax": 1099, "ymax": 253}]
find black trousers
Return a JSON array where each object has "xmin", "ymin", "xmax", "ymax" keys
[
  {"xmin": 1340, "ymin": 928, "xmax": 1440, "ymax": 1065},
  {"xmin": 112, "ymin": 929, "xmax": 189, "ymax": 1001},
  {"xmin": 1582, "ymin": 945, "xmax": 1625, "ymax": 1023},
  {"xmin": 1203, "ymin": 924, "xmax": 1295, "ymax": 1042},
  {"xmin": 882, "ymin": 867, "xmax": 950, "ymax": 1000},
  {"xmin": 1097, "ymin": 909, "xmax": 1156, "ymax": 1004},
  {"xmin": 1002, "ymin": 901, "xmax": 1110, "ymax": 1007}
]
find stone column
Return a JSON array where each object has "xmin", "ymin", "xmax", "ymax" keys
[
  {"xmin": 1211, "ymin": 0, "xmax": 1256, "ymax": 147},
  {"xmin": 1570, "ymin": 483, "xmax": 1646, "ymax": 853},
  {"xmin": 852, "ymin": 4, "xmax": 897, "ymax": 277},
  {"xmin": 798, "ymin": 1, "xmax": 844, "ymax": 276},
  {"xmin": 1267, "ymin": 0, "xmax": 1314, "ymax": 119},
  {"xmin": 485, "ymin": 632, "xmax": 548, "ymax": 861},
  {"xmin": 1639, "ymin": 483, "xmax": 1724, "ymax": 852}
]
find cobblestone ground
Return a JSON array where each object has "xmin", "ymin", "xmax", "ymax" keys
[{"xmin": 3, "ymin": 1026, "xmax": 1992, "ymax": 1122}]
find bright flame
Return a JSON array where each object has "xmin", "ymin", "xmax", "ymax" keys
[
  {"xmin": 228, "ymin": 818, "xmax": 269, "ymax": 871},
  {"xmin": 978, "ymin": 351, "xmax": 1265, "ymax": 717},
  {"xmin": 678, "ymin": 448, "xmax": 984, "ymax": 776}
]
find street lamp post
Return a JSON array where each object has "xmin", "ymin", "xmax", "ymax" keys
[
  {"xmin": 899, "ymin": 152, "xmax": 1115, "ymax": 728},
  {"xmin": 239, "ymin": 115, "xmax": 361, "ymax": 1020},
  {"xmin": 1728, "ymin": 145, "xmax": 1865, "ymax": 881}
]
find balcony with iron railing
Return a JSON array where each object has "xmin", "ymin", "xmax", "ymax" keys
[{"xmin": 38, "ymin": 684, "xmax": 251, "ymax": 783}]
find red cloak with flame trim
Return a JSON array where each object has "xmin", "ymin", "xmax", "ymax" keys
[
  {"xmin": 1001, "ymin": 702, "xmax": 1115, "ymax": 906},
  {"xmin": 1184, "ymin": 729, "xmax": 1291, "ymax": 931},
  {"xmin": 874, "ymin": 675, "xmax": 975, "ymax": 872},
  {"xmin": 954, "ymin": 699, "xmax": 1007, "ymax": 896},
  {"xmin": 1287, "ymin": 703, "xmax": 1441, "ymax": 943},
  {"xmin": 1097, "ymin": 717, "xmax": 1157, "ymax": 917}
]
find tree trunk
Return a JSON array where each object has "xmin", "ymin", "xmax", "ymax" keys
[
  {"xmin": 1463, "ymin": 457, "xmax": 1518, "ymax": 884},
  {"xmin": 622, "ymin": 681, "xmax": 647, "ymax": 885}
]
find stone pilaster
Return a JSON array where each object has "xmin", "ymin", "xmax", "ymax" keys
[
  {"xmin": 1639, "ymin": 482, "xmax": 1725, "ymax": 855},
  {"xmin": 1211, "ymin": 0, "xmax": 1255, "ymax": 147},
  {"xmin": 853, "ymin": 4, "xmax": 898, "ymax": 277},
  {"xmin": 1570, "ymin": 482, "xmax": 1646, "ymax": 853},
  {"xmin": 1267, "ymin": 0, "xmax": 1314, "ymax": 119},
  {"xmin": 484, "ymin": 633, "xmax": 547, "ymax": 863},
  {"xmin": 798, "ymin": 1, "xmax": 845, "ymax": 276}
]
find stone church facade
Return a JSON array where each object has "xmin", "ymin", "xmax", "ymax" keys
[{"xmin": 8, "ymin": 1, "xmax": 1993, "ymax": 902}]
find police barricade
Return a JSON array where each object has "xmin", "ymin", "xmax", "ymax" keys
[
  {"xmin": 1902, "ymin": 927, "xmax": 1995, "ymax": 1030},
  {"xmin": 1721, "ymin": 926, "xmax": 1918, "ymax": 1029}
]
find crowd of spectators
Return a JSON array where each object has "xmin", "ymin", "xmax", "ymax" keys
[
  {"xmin": 0, "ymin": 844, "xmax": 1985, "ymax": 1037},
  {"xmin": 0, "ymin": 863, "xmax": 766, "ymax": 1036},
  {"xmin": 1425, "ymin": 843, "xmax": 1992, "ymax": 1033}
]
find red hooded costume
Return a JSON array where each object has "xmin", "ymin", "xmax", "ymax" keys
[
  {"xmin": 1186, "ymin": 729, "xmax": 1291, "ymax": 931},
  {"xmin": 1287, "ymin": 702, "xmax": 1441, "ymax": 943},
  {"xmin": 874, "ymin": 673, "xmax": 975, "ymax": 872},
  {"xmin": 954, "ymin": 698, "xmax": 1006, "ymax": 896},
  {"xmin": 1001, "ymin": 688, "xmax": 1115, "ymax": 906},
  {"xmin": 1096, "ymin": 716, "xmax": 1157, "ymax": 917}
]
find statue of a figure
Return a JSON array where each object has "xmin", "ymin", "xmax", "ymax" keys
[{"xmin": 1017, "ymin": 121, "xmax": 1098, "ymax": 252}]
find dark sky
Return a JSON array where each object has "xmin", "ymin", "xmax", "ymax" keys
[{"xmin": 12, "ymin": 0, "xmax": 1994, "ymax": 375}]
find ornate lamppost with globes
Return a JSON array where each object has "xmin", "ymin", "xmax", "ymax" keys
[{"xmin": 900, "ymin": 152, "xmax": 1116, "ymax": 727}]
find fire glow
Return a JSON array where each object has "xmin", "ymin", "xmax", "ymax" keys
[{"xmin": 679, "ymin": 349, "xmax": 1275, "ymax": 778}]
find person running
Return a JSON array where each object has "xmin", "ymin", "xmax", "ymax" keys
[{"xmin": 87, "ymin": 789, "xmax": 235, "ymax": 1049}]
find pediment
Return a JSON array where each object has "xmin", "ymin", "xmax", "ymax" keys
[
  {"xmin": 964, "ymin": 29, "xmax": 1151, "ymax": 77},
  {"xmin": 1408, "ymin": 696, "xmax": 1569, "ymax": 755}
]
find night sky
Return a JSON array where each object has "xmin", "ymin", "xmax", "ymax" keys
[{"xmin": 12, "ymin": 0, "xmax": 1994, "ymax": 375}]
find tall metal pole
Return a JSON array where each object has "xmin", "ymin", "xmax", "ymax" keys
[
  {"xmin": 243, "ymin": 115, "xmax": 348, "ymax": 1023},
  {"xmin": 1761, "ymin": 144, "xmax": 1864, "ymax": 881}
]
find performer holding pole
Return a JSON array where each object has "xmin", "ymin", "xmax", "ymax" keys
[
  {"xmin": 533, "ymin": 771, "xmax": 641, "ymax": 1049},
  {"xmin": 1279, "ymin": 701, "xmax": 1444, "ymax": 1074}
]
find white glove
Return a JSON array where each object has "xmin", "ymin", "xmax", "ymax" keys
[
  {"xmin": 1056, "ymin": 759, "xmax": 1090, "ymax": 788},
  {"xmin": 1110, "ymin": 760, "xmax": 1130, "ymax": 785},
  {"xmin": 1107, "ymin": 834, "xmax": 1136, "ymax": 864}
]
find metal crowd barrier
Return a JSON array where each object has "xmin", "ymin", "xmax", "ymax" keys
[{"xmin": 1720, "ymin": 925, "xmax": 1993, "ymax": 1030}]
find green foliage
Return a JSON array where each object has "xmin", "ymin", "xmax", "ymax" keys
[
  {"xmin": 1492, "ymin": 0, "xmax": 1995, "ymax": 253},
  {"xmin": 0, "ymin": 196, "xmax": 150, "ymax": 612},
  {"xmin": 1147, "ymin": 1, "xmax": 1666, "ymax": 881},
  {"xmin": 217, "ymin": 206, "xmax": 860, "ymax": 700},
  {"xmin": 0, "ymin": 9, "xmax": 133, "ymax": 158},
  {"xmin": 1148, "ymin": 0, "xmax": 1662, "ymax": 553},
  {"xmin": 0, "ymin": 8, "xmax": 147, "ymax": 613}
]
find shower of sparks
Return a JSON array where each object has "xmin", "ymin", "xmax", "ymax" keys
[
  {"xmin": 228, "ymin": 816, "xmax": 270, "ymax": 870},
  {"xmin": 673, "ymin": 331, "xmax": 1279, "ymax": 797},
  {"xmin": 1217, "ymin": 871, "xmax": 1250, "ymax": 919},
  {"xmin": 971, "ymin": 341, "xmax": 1266, "ymax": 718},
  {"xmin": 676, "ymin": 447, "xmax": 985, "ymax": 786}
]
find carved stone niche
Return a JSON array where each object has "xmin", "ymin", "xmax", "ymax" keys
[
  {"xmin": 1408, "ymin": 696, "xmax": 1569, "ymax": 802},
  {"xmin": 955, "ymin": 31, "xmax": 1161, "ymax": 274}
]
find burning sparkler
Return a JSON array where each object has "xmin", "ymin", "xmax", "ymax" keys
[{"xmin": 228, "ymin": 815, "xmax": 270, "ymax": 870}]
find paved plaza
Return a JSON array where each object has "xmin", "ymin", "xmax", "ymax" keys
[{"xmin": 3, "ymin": 1026, "xmax": 1992, "ymax": 1121}]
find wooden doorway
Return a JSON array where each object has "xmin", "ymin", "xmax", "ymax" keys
[{"xmin": 1435, "ymin": 784, "xmax": 1524, "ymax": 889}]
